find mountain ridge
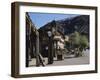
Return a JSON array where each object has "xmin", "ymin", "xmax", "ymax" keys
[{"xmin": 39, "ymin": 15, "xmax": 89, "ymax": 36}]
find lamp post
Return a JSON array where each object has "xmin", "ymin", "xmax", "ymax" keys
[{"xmin": 47, "ymin": 31, "xmax": 53, "ymax": 64}]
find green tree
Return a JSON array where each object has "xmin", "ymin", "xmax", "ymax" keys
[
  {"xmin": 69, "ymin": 31, "xmax": 80, "ymax": 56},
  {"xmin": 80, "ymin": 35, "xmax": 89, "ymax": 51},
  {"xmin": 69, "ymin": 31, "xmax": 89, "ymax": 57},
  {"xmin": 70, "ymin": 31, "xmax": 80, "ymax": 48}
]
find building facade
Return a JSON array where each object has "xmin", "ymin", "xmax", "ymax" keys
[
  {"xmin": 39, "ymin": 20, "xmax": 66, "ymax": 61},
  {"xmin": 26, "ymin": 13, "xmax": 48, "ymax": 67}
]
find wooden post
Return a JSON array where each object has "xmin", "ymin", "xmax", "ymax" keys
[{"xmin": 36, "ymin": 31, "xmax": 40, "ymax": 66}]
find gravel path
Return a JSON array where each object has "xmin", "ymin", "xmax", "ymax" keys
[
  {"xmin": 47, "ymin": 49, "xmax": 89, "ymax": 66},
  {"xmin": 29, "ymin": 49, "xmax": 89, "ymax": 67}
]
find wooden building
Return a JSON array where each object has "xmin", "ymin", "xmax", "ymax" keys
[
  {"xmin": 39, "ymin": 20, "xmax": 65, "ymax": 61},
  {"xmin": 26, "ymin": 13, "xmax": 47, "ymax": 67},
  {"xmin": 26, "ymin": 13, "xmax": 37, "ymax": 67}
]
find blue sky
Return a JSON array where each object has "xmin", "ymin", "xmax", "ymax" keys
[{"xmin": 28, "ymin": 12, "xmax": 79, "ymax": 29}]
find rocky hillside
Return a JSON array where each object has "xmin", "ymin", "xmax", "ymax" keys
[{"xmin": 39, "ymin": 15, "xmax": 89, "ymax": 36}]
